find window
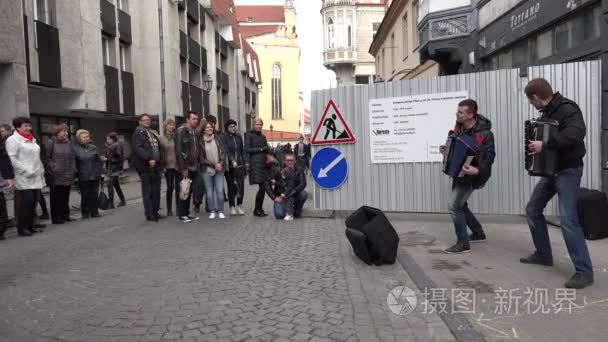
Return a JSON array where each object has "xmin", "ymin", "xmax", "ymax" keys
[
  {"xmin": 391, "ymin": 33, "xmax": 395, "ymax": 73},
  {"xmin": 535, "ymin": 30, "xmax": 552, "ymax": 61},
  {"xmin": 35, "ymin": 0, "xmax": 55, "ymax": 25},
  {"xmin": 355, "ymin": 76, "xmax": 369, "ymax": 85},
  {"xmin": 337, "ymin": 16, "xmax": 344, "ymax": 47},
  {"xmin": 372, "ymin": 22, "xmax": 381, "ymax": 38},
  {"xmin": 327, "ymin": 18, "xmax": 335, "ymax": 49},
  {"xmin": 347, "ymin": 17, "xmax": 352, "ymax": 47},
  {"xmin": 402, "ymin": 15, "xmax": 408, "ymax": 59},
  {"xmin": 497, "ymin": 50, "xmax": 512, "ymax": 69},
  {"xmin": 102, "ymin": 36, "xmax": 110, "ymax": 66},
  {"xmin": 271, "ymin": 63, "xmax": 282, "ymax": 119},
  {"xmin": 119, "ymin": 44, "xmax": 131, "ymax": 72},
  {"xmin": 511, "ymin": 41, "xmax": 529, "ymax": 68},
  {"xmin": 117, "ymin": 0, "xmax": 128, "ymax": 11}
]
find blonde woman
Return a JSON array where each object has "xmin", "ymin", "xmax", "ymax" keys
[
  {"xmin": 245, "ymin": 118, "xmax": 270, "ymax": 217},
  {"xmin": 73, "ymin": 129, "xmax": 104, "ymax": 219},
  {"xmin": 159, "ymin": 118, "xmax": 178, "ymax": 216}
]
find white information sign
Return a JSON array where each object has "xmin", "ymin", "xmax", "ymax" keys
[{"xmin": 369, "ymin": 91, "xmax": 469, "ymax": 163}]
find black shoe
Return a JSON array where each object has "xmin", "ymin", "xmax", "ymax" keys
[
  {"xmin": 167, "ymin": 210, "xmax": 174, "ymax": 217},
  {"xmin": 253, "ymin": 210, "xmax": 268, "ymax": 217},
  {"xmin": 469, "ymin": 232, "xmax": 487, "ymax": 243},
  {"xmin": 29, "ymin": 229, "xmax": 42, "ymax": 234},
  {"xmin": 18, "ymin": 231, "xmax": 32, "ymax": 237},
  {"xmin": 117, "ymin": 201, "xmax": 126, "ymax": 207},
  {"xmin": 444, "ymin": 242, "xmax": 471, "ymax": 254},
  {"xmin": 64, "ymin": 217, "xmax": 74, "ymax": 222},
  {"xmin": 81, "ymin": 214, "xmax": 90, "ymax": 220},
  {"xmin": 39, "ymin": 213, "xmax": 49, "ymax": 221},
  {"xmin": 91, "ymin": 213, "xmax": 102, "ymax": 218},
  {"xmin": 194, "ymin": 206, "xmax": 201, "ymax": 214},
  {"xmin": 6, "ymin": 219, "xmax": 15, "ymax": 228},
  {"xmin": 107, "ymin": 203, "xmax": 115, "ymax": 209},
  {"xmin": 0, "ymin": 234, "xmax": 6, "ymax": 240},
  {"xmin": 565, "ymin": 273, "xmax": 594, "ymax": 289},
  {"xmin": 146, "ymin": 216, "xmax": 158, "ymax": 222},
  {"xmin": 155, "ymin": 214, "xmax": 166, "ymax": 220},
  {"xmin": 520, "ymin": 253, "xmax": 553, "ymax": 266}
]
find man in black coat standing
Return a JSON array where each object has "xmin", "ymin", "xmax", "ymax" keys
[
  {"xmin": 132, "ymin": 114, "xmax": 163, "ymax": 222},
  {"xmin": 521, "ymin": 78, "xmax": 593, "ymax": 289},
  {"xmin": 0, "ymin": 135, "xmax": 15, "ymax": 240},
  {"xmin": 293, "ymin": 136, "xmax": 310, "ymax": 174}
]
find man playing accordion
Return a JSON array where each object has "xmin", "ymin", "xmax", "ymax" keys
[
  {"xmin": 440, "ymin": 99, "xmax": 496, "ymax": 254},
  {"xmin": 521, "ymin": 78, "xmax": 593, "ymax": 289}
]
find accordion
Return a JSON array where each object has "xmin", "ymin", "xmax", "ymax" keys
[
  {"xmin": 525, "ymin": 119, "xmax": 559, "ymax": 177},
  {"xmin": 442, "ymin": 133, "xmax": 479, "ymax": 178}
]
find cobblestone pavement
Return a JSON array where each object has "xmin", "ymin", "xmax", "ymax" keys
[{"xmin": 0, "ymin": 187, "xmax": 454, "ymax": 342}]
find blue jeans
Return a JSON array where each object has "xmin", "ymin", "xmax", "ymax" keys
[
  {"xmin": 448, "ymin": 181, "xmax": 484, "ymax": 243},
  {"xmin": 274, "ymin": 191, "xmax": 307, "ymax": 219},
  {"xmin": 525, "ymin": 166, "xmax": 593, "ymax": 276},
  {"xmin": 202, "ymin": 171, "xmax": 225, "ymax": 213}
]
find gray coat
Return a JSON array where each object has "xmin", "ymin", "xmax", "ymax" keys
[
  {"xmin": 46, "ymin": 138, "xmax": 76, "ymax": 186},
  {"xmin": 74, "ymin": 143, "xmax": 104, "ymax": 181}
]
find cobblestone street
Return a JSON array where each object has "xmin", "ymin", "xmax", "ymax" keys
[{"xmin": 0, "ymin": 187, "xmax": 453, "ymax": 342}]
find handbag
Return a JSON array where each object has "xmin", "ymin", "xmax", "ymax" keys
[
  {"xmin": 179, "ymin": 177, "xmax": 192, "ymax": 201},
  {"xmin": 98, "ymin": 185, "xmax": 110, "ymax": 210}
]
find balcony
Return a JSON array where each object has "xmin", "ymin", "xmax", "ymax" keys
[
  {"xmin": 201, "ymin": 46, "xmax": 207, "ymax": 73},
  {"xmin": 181, "ymin": 81, "xmax": 189, "ymax": 114},
  {"xmin": 323, "ymin": 47, "xmax": 357, "ymax": 68},
  {"xmin": 200, "ymin": 4, "xmax": 206, "ymax": 30},
  {"xmin": 35, "ymin": 20, "xmax": 61, "ymax": 88},
  {"xmin": 179, "ymin": 31, "xmax": 187, "ymax": 59},
  {"xmin": 188, "ymin": 37, "xmax": 201, "ymax": 67},
  {"xmin": 220, "ymin": 37, "xmax": 228, "ymax": 58},
  {"xmin": 189, "ymin": 84, "xmax": 203, "ymax": 116},
  {"xmin": 104, "ymin": 65, "xmax": 120, "ymax": 113},
  {"xmin": 118, "ymin": 9, "xmax": 131, "ymax": 44},
  {"xmin": 121, "ymin": 71, "xmax": 135, "ymax": 115},
  {"xmin": 187, "ymin": 0, "xmax": 199, "ymax": 23},
  {"xmin": 418, "ymin": 13, "xmax": 471, "ymax": 48},
  {"xmin": 216, "ymin": 68, "xmax": 221, "ymax": 89},
  {"xmin": 100, "ymin": 0, "xmax": 116, "ymax": 36},
  {"xmin": 321, "ymin": 0, "xmax": 355, "ymax": 9}
]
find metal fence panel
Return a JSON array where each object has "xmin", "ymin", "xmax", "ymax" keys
[{"xmin": 311, "ymin": 61, "xmax": 602, "ymax": 215}]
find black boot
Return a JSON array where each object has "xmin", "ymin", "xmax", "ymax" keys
[{"xmin": 117, "ymin": 200, "xmax": 126, "ymax": 207}]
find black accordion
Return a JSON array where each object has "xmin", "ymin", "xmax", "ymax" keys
[
  {"xmin": 442, "ymin": 133, "xmax": 479, "ymax": 178},
  {"xmin": 524, "ymin": 119, "xmax": 559, "ymax": 177}
]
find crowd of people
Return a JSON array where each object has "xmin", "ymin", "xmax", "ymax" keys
[{"xmin": 0, "ymin": 112, "xmax": 311, "ymax": 241}]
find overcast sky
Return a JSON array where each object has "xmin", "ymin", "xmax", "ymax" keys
[{"xmin": 235, "ymin": 0, "xmax": 337, "ymax": 109}]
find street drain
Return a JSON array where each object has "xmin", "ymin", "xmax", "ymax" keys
[{"xmin": 399, "ymin": 231, "xmax": 436, "ymax": 246}]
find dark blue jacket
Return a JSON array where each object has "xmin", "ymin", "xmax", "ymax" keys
[{"xmin": 223, "ymin": 132, "xmax": 245, "ymax": 168}]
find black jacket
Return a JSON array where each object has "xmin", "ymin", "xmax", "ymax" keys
[
  {"xmin": 223, "ymin": 133, "xmax": 245, "ymax": 168},
  {"xmin": 175, "ymin": 126, "xmax": 199, "ymax": 172},
  {"xmin": 293, "ymin": 142, "xmax": 310, "ymax": 159},
  {"xmin": 539, "ymin": 92, "xmax": 586, "ymax": 171},
  {"xmin": 452, "ymin": 114, "xmax": 496, "ymax": 189},
  {"xmin": 0, "ymin": 137, "xmax": 14, "ymax": 180},
  {"xmin": 265, "ymin": 163, "xmax": 307, "ymax": 200},
  {"xmin": 106, "ymin": 142, "xmax": 124, "ymax": 175},
  {"xmin": 131, "ymin": 126, "xmax": 162, "ymax": 174},
  {"xmin": 73, "ymin": 143, "xmax": 104, "ymax": 181},
  {"xmin": 245, "ymin": 130, "xmax": 269, "ymax": 185}
]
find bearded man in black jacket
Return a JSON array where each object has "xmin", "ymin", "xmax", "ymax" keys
[{"xmin": 521, "ymin": 78, "xmax": 593, "ymax": 289}]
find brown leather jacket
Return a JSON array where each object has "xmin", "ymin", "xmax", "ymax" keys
[{"xmin": 198, "ymin": 135, "xmax": 226, "ymax": 170}]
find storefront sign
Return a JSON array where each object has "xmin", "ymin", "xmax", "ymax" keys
[{"xmin": 479, "ymin": 0, "xmax": 595, "ymax": 56}]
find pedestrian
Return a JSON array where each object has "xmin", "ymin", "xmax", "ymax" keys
[
  {"xmin": 223, "ymin": 119, "xmax": 246, "ymax": 216},
  {"xmin": 73, "ymin": 129, "xmax": 104, "ymax": 219},
  {"xmin": 265, "ymin": 153, "xmax": 307, "ymax": 220},
  {"xmin": 131, "ymin": 113, "xmax": 163, "ymax": 222},
  {"xmin": 175, "ymin": 112, "xmax": 201, "ymax": 223},
  {"xmin": 245, "ymin": 118, "xmax": 270, "ymax": 217},
  {"xmin": 520, "ymin": 78, "xmax": 594, "ymax": 289},
  {"xmin": 199, "ymin": 122, "xmax": 226, "ymax": 219},
  {"xmin": 440, "ymin": 99, "xmax": 495, "ymax": 254},
  {"xmin": 0, "ymin": 124, "xmax": 16, "ymax": 230},
  {"xmin": 5, "ymin": 117, "xmax": 46, "ymax": 236},
  {"xmin": 103, "ymin": 132, "xmax": 126, "ymax": 209},
  {"xmin": 0, "ymin": 124, "xmax": 12, "ymax": 140},
  {"xmin": 274, "ymin": 143, "xmax": 284, "ymax": 168},
  {"xmin": 0, "ymin": 133, "xmax": 16, "ymax": 240},
  {"xmin": 159, "ymin": 118, "xmax": 179, "ymax": 217},
  {"xmin": 294, "ymin": 136, "xmax": 310, "ymax": 173},
  {"xmin": 45, "ymin": 124, "xmax": 76, "ymax": 224}
]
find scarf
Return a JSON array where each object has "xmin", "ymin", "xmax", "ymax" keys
[
  {"xmin": 203, "ymin": 134, "xmax": 219, "ymax": 166},
  {"xmin": 17, "ymin": 130, "xmax": 34, "ymax": 141}
]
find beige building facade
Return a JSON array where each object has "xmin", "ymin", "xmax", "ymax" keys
[{"xmin": 369, "ymin": 0, "xmax": 438, "ymax": 81}]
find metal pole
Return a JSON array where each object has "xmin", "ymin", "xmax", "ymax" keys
[{"xmin": 157, "ymin": 0, "xmax": 167, "ymax": 124}]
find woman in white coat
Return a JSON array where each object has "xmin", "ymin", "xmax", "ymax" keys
[{"xmin": 5, "ymin": 117, "xmax": 46, "ymax": 236}]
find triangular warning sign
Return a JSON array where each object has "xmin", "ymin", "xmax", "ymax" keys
[{"xmin": 311, "ymin": 100, "xmax": 356, "ymax": 145}]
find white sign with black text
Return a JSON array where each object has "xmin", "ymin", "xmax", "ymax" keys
[{"xmin": 368, "ymin": 91, "xmax": 469, "ymax": 164}]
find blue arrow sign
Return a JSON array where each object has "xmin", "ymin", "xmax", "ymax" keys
[{"xmin": 311, "ymin": 147, "xmax": 349, "ymax": 190}]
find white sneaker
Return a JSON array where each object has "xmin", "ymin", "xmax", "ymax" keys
[
  {"xmin": 230, "ymin": 207, "xmax": 237, "ymax": 215},
  {"xmin": 236, "ymin": 206, "xmax": 245, "ymax": 215},
  {"xmin": 218, "ymin": 212, "xmax": 226, "ymax": 219},
  {"xmin": 208, "ymin": 212, "xmax": 216, "ymax": 220},
  {"xmin": 284, "ymin": 215, "xmax": 294, "ymax": 221}
]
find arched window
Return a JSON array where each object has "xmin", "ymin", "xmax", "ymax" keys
[
  {"xmin": 271, "ymin": 63, "xmax": 282, "ymax": 119},
  {"xmin": 327, "ymin": 18, "xmax": 335, "ymax": 49}
]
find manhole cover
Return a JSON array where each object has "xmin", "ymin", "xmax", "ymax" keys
[{"xmin": 399, "ymin": 231, "xmax": 436, "ymax": 246}]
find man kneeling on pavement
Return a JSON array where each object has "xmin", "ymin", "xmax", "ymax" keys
[{"xmin": 265, "ymin": 152, "xmax": 307, "ymax": 220}]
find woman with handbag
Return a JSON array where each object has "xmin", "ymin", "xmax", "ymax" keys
[
  {"xmin": 45, "ymin": 124, "xmax": 76, "ymax": 224},
  {"xmin": 222, "ymin": 119, "xmax": 246, "ymax": 216},
  {"xmin": 73, "ymin": 129, "xmax": 104, "ymax": 219},
  {"xmin": 159, "ymin": 119, "xmax": 179, "ymax": 216},
  {"xmin": 199, "ymin": 122, "xmax": 226, "ymax": 219},
  {"xmin": 102, "ymin": 132, "xmax": 126, "ymax": 209}
]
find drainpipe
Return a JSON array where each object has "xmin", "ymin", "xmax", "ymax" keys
[{"xmin": 158, "ymin": 0, "xmax": 167, "ymax": 124}]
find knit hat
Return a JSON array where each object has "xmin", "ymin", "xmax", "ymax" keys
[{"xmin": 224, "ymin": 119, "xmax": 237, "ymax": 131}]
